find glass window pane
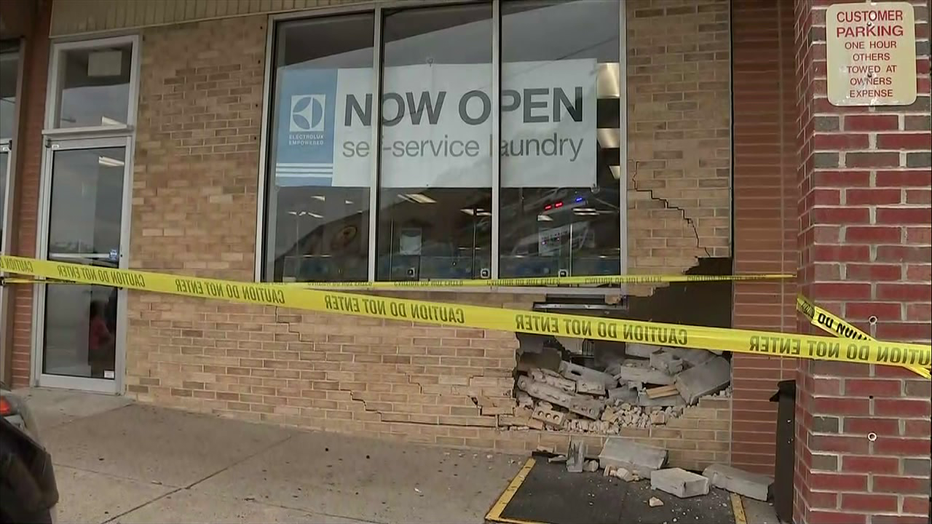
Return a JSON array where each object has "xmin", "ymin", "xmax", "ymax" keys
[
  {"xmin": 500, "ymin": 0, "xmax": 621, "ymax": 278},
  {"xmin": 0, "ymin": 51, "xmax": 18, "ymax": 139},
  {"xmin": 46, "ymin": 148, "xmax": 126, "ymax": 257},
  {"xmin": 56, "ymin": 43, "xmax": 133, "ymax": 128},
  {"xmin": 376, "ymin": 4, "xmax": 493, "ymax": 281},
  {"xmin": 265, "ymin": 14, "xmax": 374, "ymax": 282}
]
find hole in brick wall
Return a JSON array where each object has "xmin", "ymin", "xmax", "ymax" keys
[{"xmin": 504, "ymin": 257, "xmax": 733, "ymax": 436}]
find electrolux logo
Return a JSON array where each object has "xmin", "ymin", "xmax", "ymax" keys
[{"xmin": 290, "ymin": 94, "xmax": 326, "ymax": 133}]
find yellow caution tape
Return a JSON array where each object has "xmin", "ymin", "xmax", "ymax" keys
[
  {"xmin": 1, "ymin": 255, "xmax": 929, "ymax": 376},
  {"xmin": 797, "ymin": 294, "xmax": 931, "ymax": 379}
]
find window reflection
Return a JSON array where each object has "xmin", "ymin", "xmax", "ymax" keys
[
  {"xmin": 265, "ymin": 14, "xmax": 374, "ymax": 282},
  {"xmin": 499, "ymin": 0, "xmax": 621, "ymax": 278},
  {"xmin": 376, "ymin": 4, "xmax": 493, "ymax": 281},
  {"xmin": 0, "ymin": 50, "xmax": 18, "ymax": 139},
  {"xmin": 56, "ymin": 44, "xmax": 132, "ymax": 128}
]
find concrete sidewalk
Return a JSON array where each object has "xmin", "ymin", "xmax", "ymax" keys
[{"xmin": 18, "ymin": 388, "xmax": 522, "ymax": 524}]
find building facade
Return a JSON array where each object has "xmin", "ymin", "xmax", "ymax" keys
[{"xmin": 0, "ymin": 1, "xmax": 929, "ymax": 523}]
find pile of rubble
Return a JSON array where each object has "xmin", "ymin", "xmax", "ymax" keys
[
  {"xmin": 503, "ymin": 341, "xmax": 731, "ymax": 433},
  {"xmin": 551, "ymin": 437, "xmax": 772, "ymax": 502}
]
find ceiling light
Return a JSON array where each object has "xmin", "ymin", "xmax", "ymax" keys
[
  {"xmin": 597, "ymin": 128, "xmax": 620, "ymax": 149},
  {"xmin": 308, "ymin": 212, "xmax": 323, "ymax": 219},
  {"xmin": 98, "ymin": 156, "xmax": 124, "ymax": 167},
  {"xmin": 538, "ymin": 214, "xmax": 553, "ymax": 222},
  {"xmin": 610, "ymin": 165, "xmax": 622, "ymax": 180},
  {"xmin": 461, "ymin": 208, "xmax": 475, "ymax": 216},
  {"xmin": 597, "ymin": 63, "xmax": 620, "ymax": 98},
  {"xmin": 344, "ymin": 200, "xmax": 353, "ymax": 205},
  {"xmin": 476, "ymin": 211, "xmax": 492, "ymax": 217},
  {"xmin": 400, "ymin": 193, "xmax": 436, "ymax": 204},
  {"xmin": 312, "ymin": 195, "xmax": 326, "ymax": 201},
  {"xmin": 574, "ymin": 208, "xmax": 596, "ymax": 212},
  {"xmin": 100, "ymin": 116, "xmax": 123, "ymax": 126}
]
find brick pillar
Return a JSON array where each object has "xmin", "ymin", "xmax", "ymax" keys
[
  {"xmin": 793, "ymin": 1, "xmax": 932, "ymax": 523},
  {"xmin": 8, "ymin": 0, "xmax": 51, "ymax": 387},
  {"xmin": 731, "ymin": 0, "xmax": 798, "ymax": 476}
]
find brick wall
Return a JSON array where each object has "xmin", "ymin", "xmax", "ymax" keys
[
  {"xmin": 730, "ymin": 0, "xmax": 799, "ymax": 475},
  {"xmin": 793, "ymin": 1, "xmax": 931, "ymax": 523},
  {"xmin": 122, "ymin": 2, "xmax": 735, "ymax": 469},
  {"xmin": 626, "ymin": 0, "xmax": 732, "ymax": 277},
  {"xmin": 7, "ymin": 0, "xmax": 51, "ymax": 387}
]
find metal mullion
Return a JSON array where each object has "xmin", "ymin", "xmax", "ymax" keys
[
  {"xmin": 491, "ymin": 0, "xmax": 501, "ymax": 280},
  {"xmin": 618, "ymin": 0, "xmax": 628, "ymax": 286},
  {"xmin": 367, "ymin": 7, "xmax": 383, "ymax": 282}
]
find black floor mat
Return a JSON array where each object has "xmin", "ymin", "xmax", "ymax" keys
[{"xmin": 490, "ymin": 459, "xmax": 735, "ymax": 524}]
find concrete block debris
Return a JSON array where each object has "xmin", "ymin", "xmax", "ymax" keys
[
  {"xmin": 598, "ymin": 437, "xmax": 667, "ymax": 478},
  {"xmin": 651, "ymin": 468, "xmax": 710, "ymax": 498},
  {"xmin": 566, "ymin": 438, "xmax": 587, "ymax": 473},
  {"xmin": 675, "ymin": 356, "xmax": 731, "ymax": 405},
  {"xmin": 702, "ymin": 464, "xmax": 773, "ymax": 501}
]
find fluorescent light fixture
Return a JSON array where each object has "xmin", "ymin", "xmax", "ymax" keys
[
  {"xmin": 461, "ymin": 208, "xmax": 475, "ymax": 216},
  {"xmin": 476, "ymin": 210, "xmax": 492, "ymax": 217},
  {"xmin": 597, "ymin": 63, "xmax": 620, "ymax": 98},
  {"xmin": 100, "ymin": 116, "xmax": 123, "ymax": 126},
  {"xmin": 98, "ymin": 156, "xmax": 124, "ymax": 167},
  {"xmin": 610, "ymin": 165, "xmax": 622, "ymax": 180},
  {"xmin": 344, "ymin": 200, "xmax": 353, "ymax": 205},
  {"xmin": 538, "ymin": 214, "xmax": 553, "ymax": 222},
  {"xmin": 597, "ymin": 128, "xmax": 620, "ymax": 149},
  {"xmin": 312, "ymin": 195, "xmax": 326, "ymax": 201},
  {"xmin": 399, "ymin": 193, "xmax": 437, "ymax": 204},
  {"xmin": 574, "ymin": 208, "xmax": 596, "ymax": 212},
  {"xmin": 307, "ymin": 212, "xmax": 323, "ymax": 219}
]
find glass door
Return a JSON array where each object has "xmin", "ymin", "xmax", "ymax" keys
[{"xmin": 35, "ymin": 137, "xmax": 131, "ymax": 393}]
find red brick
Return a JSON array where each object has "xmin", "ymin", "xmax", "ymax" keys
[
  {"xmin": 872, "ymin": 516, "xmax": 930, "ymax": 524},
  {"xmin": 814, "ymin": 170, "xmax": 871, "ymax": 187},
  {"xmin": 874, "ymin": 399, "xmax": 931, "ymax": 419},
  {"xmin": 873, "ymin": 437, "xmax": 932, "ymax": 456},
  {"xmin": 812, "ymin": 397, "xmax": 870, "ymax": 416},
  {"xmin": 843, "ymin": 417, "xmax": 899, "ymax": 436},
  {"xmin": 843, "ymin": 379, "xmax": 902, "ymax": 397},
  {"xmin": 844, "ymin": 226, "xmax": 902, "ymax": 245},
  {"xmin": 876, "ymin": 170, "xmax": 932, "ymax": 187},
  {"xmin": 810, "ymin": 435, "xmax": 869, "ymax": 454},
  {"xmin": 877, "ymin": 133, "xmax": 932, "ymax": 150},
  {"xmin": 874, "ymin": 322, "xmax": 932, "ymax": 341},
  {"xmin": 808, "ymin": 512, "xmax": 866, "ymax": 524},
  {"xmin": 903, "ymin": 497, "xmax": 930, "ymax": 515},
  {"xmin": 840, "ymin": 493, "xmax": 898, "ymax": 512},
  {"xmin": 814, "ymin": 133, "xmax": 869, "ymax": 150},
  {"xmin": 811, "ymin": 207, "xmax": 870, "ymax": 224},
  {"xmin": 877, "ymin": 284, "xmax": 932, "ymax": 302},
  {"xmin": 845, "ymin": 189, "xmax": 902, "ymax": 206},
  {"xmin": 844, "ymin": 115, "xmax": 899, "ymax": 131},
  {"xmin": 810, "ymin": 282, "xmax": 871, "ymax": 300},
  {"xmin": 905, "ymin": 227, "xmax": 932, "ymax": 244},
  {"xmin": 840, "ymin": 455, "xmax": 899, "ymax": 474},
  {"xmin": 812, "ymin": 245, "xmax": 871, "ymax": 262},
  {"xmin": 845, "ymin": 302, "xmax": 902, "ymax": 321},
  {"xmin": 877, "ymin": 208, "xmax": 932, "ymax": 225},
  {"xmin": 810, "ymin": 472, "xmax": 867, "ymax": 491},
  {"xmin": 906, "ymin": 189, "xmax": 931, "ymax": 205},
  {"xmin": 877, "ymin": 246, "xmax": 931, "ymax": 263},
  {"xmin": 845, "ymin": 152, "xmax": 901, "ymax": 168},
  {"xmin": 906, "ymin": 303, "xmax": 931, "ymax": 322},
  {"xmin": 904, "ymin": 419, "xmax": 931, "ymax": 437}
]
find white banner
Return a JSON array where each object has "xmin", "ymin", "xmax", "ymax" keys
[{"xmin": 275, "ymin": 59, "xmax": 597, "ymax": 189}]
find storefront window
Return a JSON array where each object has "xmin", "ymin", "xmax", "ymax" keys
[
  {"xmin": 264, "ymin": 14, "xmax": 375, "ymax": 282},
  {"xmin": 0, "ymin": 50, "xmax": 17, "ymax": 139},
  {"xmin": 499, "ymin": 0, "xmax": 621, "ymax": 278},
  {"xmin": 376, "ymin": 4, "xmax": 493, "ymax": 280},
  {"xmin": 55, "ymin": 43, "xmax": 133, "ymax": 128},
  {"xmin": 261, "ymin": 0, "xmax": 624, "ymax": 283}
]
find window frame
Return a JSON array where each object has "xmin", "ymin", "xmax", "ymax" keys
[
  {"xmin": 43, "ymin": 34, "xmax": 141, "ymax": 136},
  {"xmin": 256, "ymin": 0, "xmax": 627, "ymax": 292}
]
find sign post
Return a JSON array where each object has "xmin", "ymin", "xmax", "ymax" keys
[{"xmin": 826, "ymin": 2, "xmax": 917, "ymax": 107}]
